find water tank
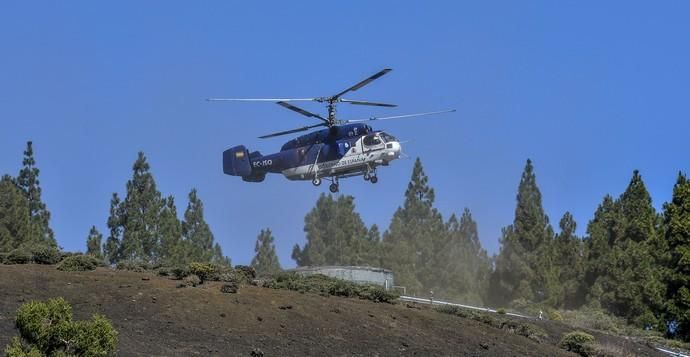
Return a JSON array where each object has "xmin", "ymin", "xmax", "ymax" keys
[{"xmin": 288, "ymin": 266, "xmax": 395, "ymax": 290}]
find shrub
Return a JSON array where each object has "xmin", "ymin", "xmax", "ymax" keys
[
  {"xmin": 356, "ymin": 285, "xmax": 398, "ymax": 303},
  {"xmin": 183, "ymin": 274, "xmax": 201, "ymax": 287},
  {"xmin": 4, "ymin": 337, "xmax": 42, "ymax": 357},
  {"xmin": 16, "ymin": 298, "xmax": 73, "ymax": 351},
  {"xmin": 561, "ymin": 308, "xmax": 621, "ymax": 334},
  {"xmin": 157, "ymin": 266, "xmax": 173, "ymax": 277},
  {"xmin": 496, "ymin": 308, "xmax": 507, "ymax": 315},
  {"xmin": 58, "ymin": 251, "xmax": 79, "ymax": 261},
  {"xmin": 217, "ymin": 272, "xmax": 238, "ymax": 283},
  {"xmin": 220, "ymin": 282, "xmax": 239, "ymax": 294},
  {"xmin": 502, "ymin": 320, "xmax": 547, "ymax": 343},
  {"xmin": 234, "ymin": 265, "xmax": 256, "ymax": 282},
  {"xmin": 170, "ymin": 266, "xmax": 191, "ymax": 280},
  {"xmin": 188, "ymin": 262, "xmax": 214, "ymax": 282},
  {"xmin": 69, "ymin": 315, "xmax": 118, "ymax": 356},
  {"xmin": 57, "ymin": 255, "xmax": 100, "ymax": 272},
  {"xmin": 559, "ymin": 331, "xmax": 595, "ymax": 356},
  {"xmin": 30, "ymin": 245, "xmax": 62, "ymax": 265},
  {"xmin": 0, "ymin": 252, "xmax": 8, "ymax": 264},
  {"xmin": 6, "ymin": 249, "xmax": 32, "ymax": 264},
  {"xmin": 435, "ymin": 305, "xmax": 462, "ymax": 315},
  {"xmin": 435, "ymin": 305, "xmax": 547, "ymax": 343},
  {"xmin": 184, "ymin": 262, "xmax": 231, "ymax": 282},
  {"xmin": 549, "ymin": 310, "xmax": 563, "ymax": 321},
  {"xmin": 160, "ymin": 263, "xmax": 236, "ymax": 282},
  {"xmin": 116, "ymin": 259, "xmax": 151, "ymax": 272},
  {"xmin": 264, "ymin": 272, "xmax": 398, "ymax": 303},
  {"xmin": 12, "ymin": 298, "xmax": 117, "ymax": 356}
]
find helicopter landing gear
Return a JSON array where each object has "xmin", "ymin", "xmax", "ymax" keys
[
  {"xmin": 312, "ymin": 177, "xmax": 322, "ymax": 186},
  {"xmin": 328, "ymin": 176, "xmax": 340, "ymax": 193},
  {"xmin": 364, "ymin": 167, "xmax": 378, "ymax": 184}
]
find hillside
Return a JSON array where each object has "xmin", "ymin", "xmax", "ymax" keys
[{"xmin": 0, "ymin": 265, "xmax": 663, "ymax": 356}]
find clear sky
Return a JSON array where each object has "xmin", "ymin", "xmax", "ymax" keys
[{"xmin": 1, "ymin": 1, "xmax": 689, "ymax": 267}]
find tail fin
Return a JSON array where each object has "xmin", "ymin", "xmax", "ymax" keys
[{"xmin": 223, "ymin": 145, "xmax": 252, "ymax": 176}]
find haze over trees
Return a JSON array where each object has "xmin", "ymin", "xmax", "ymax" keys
[
  {"xmin": 288, "ymin": 156, "xmax": 690, "ymax": 340},
  {"xmin": 250, "ymin": 228, "xmax": 282, "ymax": 276}
]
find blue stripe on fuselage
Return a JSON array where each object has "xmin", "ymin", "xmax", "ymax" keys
[{"xmin": 252, "ymin": 136, "xmax": 360, "ymax": 174}]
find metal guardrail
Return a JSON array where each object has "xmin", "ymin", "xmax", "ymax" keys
[
  {"xmin": 654, "ymin": 347, "xmax": 690, "ymax": 357},
  {"xmin": 399, "ymin": 295, "xmax": 690, "ymax": 357},
  {"xmin": 399, "ymin": 295, "xmax": 533, "ymax": 319}
]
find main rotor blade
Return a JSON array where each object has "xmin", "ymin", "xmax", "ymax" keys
[
  {"xmin": 207, "ymin": 98, "xmax": 316, "ymax": 102},
  {"xmin": 276, "ymin": 101, "xmax": 328, "ymax": 123},
  {"xmin": 341, "ymin": 109, "xmax": 456, "ymax": 123},
  {"xmin": 258, "ymin": 123, "xmax": 327, "ymax": 139},
  {"xmin": 339, "ymin": 99, "xmax": 397, "ymax": 107},
  {"xmin": 332, "ymin": 68, "xmax": 392, "ymax": 99}
]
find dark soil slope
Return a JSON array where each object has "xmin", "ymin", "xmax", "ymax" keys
[{"xmin": 0, "ymin": 265, "xmax": 662, "ymax": 356}]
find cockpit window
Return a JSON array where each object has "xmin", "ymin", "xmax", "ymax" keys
[
  {"xmin": 363, "ymin": 134, "xmax": 382, "ymax": 146},
  {"xmin": 380, "ymin": 133, "xmax": 397, "ymax": 142}
]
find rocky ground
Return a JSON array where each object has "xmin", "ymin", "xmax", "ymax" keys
[{"xmin": 0, "ymin": 265, "xmax": 665, "ymax": 356}]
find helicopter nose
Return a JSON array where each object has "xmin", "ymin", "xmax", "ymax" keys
[{"xmin": 385, "ymin": 141, "xmax": 402, "ymax": 160}]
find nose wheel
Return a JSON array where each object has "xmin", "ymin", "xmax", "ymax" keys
[
  {"xmin": 328, "ymin": 176, "xmax": 340, "ymax": 193},
  {"xmin": 364, "ymin": 168, "xmax": 378, "ymax": 183},
  {"xmin": 312, "ymin": 177, "xmax": 322, "ymax": 186}
]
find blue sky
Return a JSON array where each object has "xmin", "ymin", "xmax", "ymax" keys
[{"xmin": 1, "ymin": 1, "xmax": 689, "ymax": 267}]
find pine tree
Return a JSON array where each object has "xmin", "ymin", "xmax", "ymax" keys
[
  {"xmin": 292, "ymin": 194, "xmax": 370, "ymax": 266},
  {"xmin": 662, "ymin": 172, "xmax": 690, "ymax": 339},
  {"xmin": 614, "ymin": 171, "xmax": 664, "ymax": 326},
  {"xmin": 159, "ymin": 196, "xmax": 183, "ymax": 265},
  {"xmin": 86, "ymin": 226, "xmax": 103, "ymax": 258},
  {"xmin": 16, "ymin": 141, "xmax": 55, "ymax": 247},
  {"xmin": 583, "ymin": 195, "xmax": 620, "ymax": 308},
  {"xmin": 584, "ymin": 171, "xmax": 665, "ymax": 327},
  {"xmin": 251, "ymin": 228, "xmax": 282, "ymax": 276},
  {"xmin": 552, "ymin": 212, "xmax": 585, "ymax": 308},
  {"xmin": 119, "ymin": 152, "xmax": 163, "ymax": 262},
  {"xmin": 359, "ymin": 224, "xmax": 383, "ymax": 267},
  {"xmin": 382, "ymin": 158, "xmax": 445, "ymax": 295},
  {"xmin": 182, "ymin": 189, "xmax": 216, "ymax": 263},
  {"xmin": 103, "ymin": 193, "xmax": 122, "ymax": 264},
  {"xmin": 0, "ymin": 175, "xmax": 29, "ymax": 252},
  {"xmin": 211, "ymin": 242, "xmax": 230, "ymax": 267},
  {"xmin": 491, "ymin": 159, "xmax": 556, "ymax": 305}
]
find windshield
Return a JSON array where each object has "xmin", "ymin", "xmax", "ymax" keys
[
  {"xmin": 380, "ymin": 132, "xmax": 397, "ymax": 142},
  {"xmin": 363, "ymin": 134, "xmax": 382, "ymax": 146}
]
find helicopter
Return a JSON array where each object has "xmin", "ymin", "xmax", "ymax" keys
[{"xmin": 209, "ymin": 68, "xmax": 454, "ymax": 193}]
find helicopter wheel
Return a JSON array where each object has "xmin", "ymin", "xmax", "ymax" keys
[
  {"xmin": 329, "ymin": 183, "xmax": 339, "ymax": 193},
  {"xmin": 370, "ymin": 176, "xmax": 378, "ymax": 184},
  {"xmin": 312, "ymin": 178, "xmax": 322, "ymax": 186},
  {"xmin": 363, "ymin": 173, "xmax": 370, "ymax": 181}
]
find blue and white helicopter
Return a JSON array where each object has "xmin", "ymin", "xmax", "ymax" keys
[{"xmin": 209, "ymin": 68, "xmax": 454, "ymax": 193}]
